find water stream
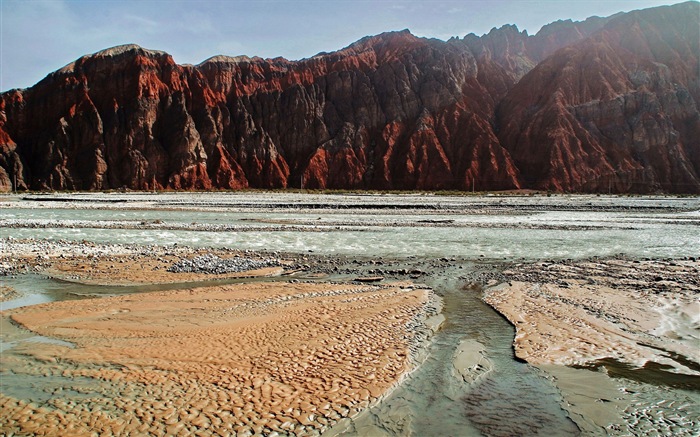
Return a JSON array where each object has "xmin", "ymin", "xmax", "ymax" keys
[{"xmin": 335, "ymin": 265, "xmax": 581, "ymax": 436}]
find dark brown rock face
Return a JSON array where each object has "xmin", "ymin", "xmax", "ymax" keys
[
  {"xmin": 497, "ymin": 2, "xmax": 700, "ymax": 193},
  {"xmin": 1, "ymin": 2, "xmax": 698, "ymax": 193}
]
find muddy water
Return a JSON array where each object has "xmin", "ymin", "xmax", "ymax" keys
[{"xmin": 332, "ymin": 264, "xmax": 579, "ymax": 436}]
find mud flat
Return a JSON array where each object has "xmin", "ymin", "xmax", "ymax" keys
[
  {"xmin": 484, "ymin": 258, "xmax": 700, "ymax": 434},
  {"xmin": 1, "ymin": 279, "xmax": 439, "ymax": 436}
]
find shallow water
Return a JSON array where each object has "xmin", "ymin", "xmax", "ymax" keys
[
  {"xmin": 2, "ymin": 201, "xmax": 699, "ymax": 260},
  {"xmin": 336, "ymin": 266, "xmax": 581, "ymax": 436},
  {"xmin": 2, "ymin": 193, "xmax": 699, "ymax": 435}
]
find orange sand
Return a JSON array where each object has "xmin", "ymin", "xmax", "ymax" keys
[
  {"xmin": 1, "ymin": 280, "xmax": 434, "ymax": 436},
  {"xmin": 45, "ymin": 252, "xmax": 287, "ymax": 285}
]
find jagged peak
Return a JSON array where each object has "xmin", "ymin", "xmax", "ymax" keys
[
  {"xmin": 198, "ymin": 55, "xmax": 263, "ymax": 66},
  {"xmin": 356, "ymin": 29, "xmax": 416, "ymax": 45},
  {"xmin": 490, "ymin": 24, "xmax": 523, "ymax": 34},
  {"xmin": 91, "ymin": 44, "xmax": 168, "ymax": 58},
  {"xmin": 464, "ymin": 24, "xmax": 527, "ymax": 40}
]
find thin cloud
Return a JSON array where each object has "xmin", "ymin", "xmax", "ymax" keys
[{"xmin": 120, "ymin": 14, "xmax": 161, "ymax": 34}]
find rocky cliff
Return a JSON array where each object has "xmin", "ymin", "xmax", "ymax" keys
[
  {"xmin": 1, "ymin": 2, "xmax": 698, "ymax": 193},
  {"xmin": 497, "ymin": 3, "xmax": 700, "ymax": 192}
]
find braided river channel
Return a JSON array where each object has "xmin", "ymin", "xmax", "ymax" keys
[{"xmin": 1, "ymin": 192, "xmax": 699, "ymax": 436}]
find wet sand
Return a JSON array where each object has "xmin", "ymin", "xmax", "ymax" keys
[
  {"xmin": 0, "ymin": 285, "xmax": 19, "ymax": 301},
  {"xmin": 452, "ymin": 339, "xmax": 493, "ymax": 385},
  {"xmin": 45, "ymin": 252, "xmax": 286, "ymax": 285},
  {"xmin": 1, "ymin": 279, "xmax": 438, "ymax": 436},
  {"xmin": 484, "ymin": 258, "xmax": 700, "ymax": 372},
  {"xmin": 484, "ymin": 258, "xmax": 700, "ymax": 434}
]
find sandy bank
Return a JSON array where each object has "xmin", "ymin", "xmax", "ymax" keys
[
  {"xmin": 1, "ymin": 280, "xmax": 437, "ymax": 436},
  {"xmin": 1, "ymin": 237, "xmax": 291, "ymax": 285},
  {"xmin": 484, "ymin": 258, "xmax": 700, "ymax": 434},
  {"xmin": 484, "ymin": 258, "xmax": 699, "ymax": 373}
]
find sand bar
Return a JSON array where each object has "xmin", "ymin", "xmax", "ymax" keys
[
  {"xmin": 1, "ymin": 237, "xmax": 289, "ymax": 285},
  {"xmin": 484, "ymin": 258, "xmax": 700, "ymax": 372},
  {"xmin": 45, "ymin": 252, "xmax": 287, "ymax": 285},
  {"xmin": 484, "ymin": 258, "xmax": 700, "ymax": 434},
  {"xmin": 452, "ymin": 339, "xmax": 493, "ymax": 385},
  {"xmin": 1, "ymin": 280, "xmax": 437, "ymax": 436}
]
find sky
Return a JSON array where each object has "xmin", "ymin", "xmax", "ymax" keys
[{"xmin": 0, "ymin": 0, "xmax": 690, "ymax": 92}]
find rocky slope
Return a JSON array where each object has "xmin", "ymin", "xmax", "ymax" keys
[
  {"xmin": 1, "ymin": 2, "xmax": 698, "ymax": 193},
  {"xmin": 497, "ymin": 3, "xmax": 700, "ymax": 192}
]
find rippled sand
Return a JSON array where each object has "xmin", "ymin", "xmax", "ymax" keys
[
  {"xmin": 1, "ymin": 281, "xmax": 437, "ymax": 436},
  {"xmin": 0, "ymin": 285, "xmax": 19, "ymax": 301}
]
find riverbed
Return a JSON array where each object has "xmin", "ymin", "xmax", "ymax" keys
[{"xmin": 1, "ymin": 192, "xmax": 699, "ymax": 436}]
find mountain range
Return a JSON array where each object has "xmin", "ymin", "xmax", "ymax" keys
[{"xmin": 1, "ymin": 1, "xmax": 698, "ymax": 193}]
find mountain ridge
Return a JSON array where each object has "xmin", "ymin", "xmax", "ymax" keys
[{"xmin": 1, "ymin": 1, "xmax": 698, "ymax": 193}]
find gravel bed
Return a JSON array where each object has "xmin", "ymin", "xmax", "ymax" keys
[{"xmin": 167, "ymin": 254, "xmax": 281, "ymax": 274}]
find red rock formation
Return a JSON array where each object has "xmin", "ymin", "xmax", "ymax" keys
[
  {"xmin": 0, "ymin": 3, "xmax": 698, "ymax": 193},
  {"xmin": 497, "ymin": 1, "xmax": 700, "ymax": 193}
]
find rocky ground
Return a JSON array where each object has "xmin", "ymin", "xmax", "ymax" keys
[
  {"xmin": 0, "ymin": 237, "xmax": 461, "ymax": 286},
  {"xmin": 1, "ymin": 237, "xmax": 279, "ymax": 285}
]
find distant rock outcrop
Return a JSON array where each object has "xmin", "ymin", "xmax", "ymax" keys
[{"xmin": 1, "ymin": 2, "xmax": 698, "ymax": 193}]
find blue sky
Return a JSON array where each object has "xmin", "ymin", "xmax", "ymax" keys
[{"xmin": 0, "ymin": 0, "xmax": 688, "ymax": 91}]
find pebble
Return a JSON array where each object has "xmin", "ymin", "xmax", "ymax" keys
[{"xmin": 167, "ymin": 254, "xmax": 280, "ymax": 275}]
